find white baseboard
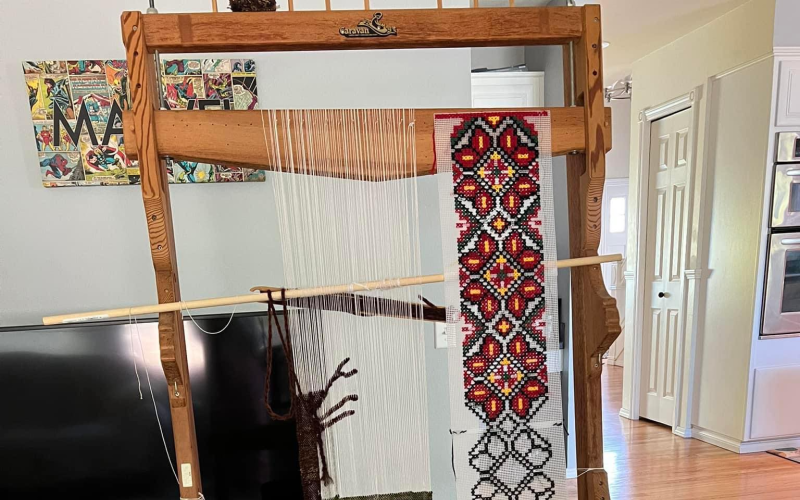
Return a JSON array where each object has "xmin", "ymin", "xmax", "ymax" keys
[
  {"xmin": 740, "ymin": 436, "xmax": 800, "ymax": 454},
  {"xmin": 673, "ymin": 425, "xmax": 693, "ymax": 438},
  {"xmin": 693, "ymin": 426, "xmax": 800, "ymax": 453},
  {"xmin": 566, "ymin": 467, "xmax": 577, "ymax": 479},
  {"xmin": 692, "ymin": 427, "xmax": 741, "ymax": 453},
  {"xmin": 619, "ymin": 407, "xmax": 634, "ymax": 420}
]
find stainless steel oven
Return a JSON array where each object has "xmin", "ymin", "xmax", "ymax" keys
[
  {"xmin": 764, "ymin": 132, "xmax": 800, "ymax": 336},
  {"xmin": 763, "ymin": 234, "xmax": 800, "ymax": 335},
  {"xmin": 772, "ymin": 132, "xmax": 800, "ymax": 228}
]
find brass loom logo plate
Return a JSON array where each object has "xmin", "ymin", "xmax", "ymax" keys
[{"xmin": 339, "ymin": 13, "xmax": 398, "ymax": 38}]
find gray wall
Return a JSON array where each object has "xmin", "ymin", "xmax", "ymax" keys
[
  {"xmin": 0, "ymin": 1, "xmax": 470, "ymax": 498},
  {"xmin": 0, "ymin": 1, "xmax": 470, "ymax": 328},
  {"xmin": 471, "ymin": 47, "xmax": 526, "ymax": 70}
]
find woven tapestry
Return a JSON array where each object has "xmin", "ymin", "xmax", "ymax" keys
[{"xmin": 435, "ymin": 112, "xmax": 564, "ymax": 500}]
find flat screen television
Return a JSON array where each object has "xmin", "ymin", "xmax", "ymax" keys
[{"xmin": 0, "ymin": 313, "xmax": 303, "ymax": 499}]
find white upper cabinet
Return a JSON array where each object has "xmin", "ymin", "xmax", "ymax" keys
[
  {"xmin": 776, "ymin": 59, "xmax": 800, "ymax": 127},
  {"xmin": 470, "ymin": 72, "xmax": 545, "ymax": 108}
]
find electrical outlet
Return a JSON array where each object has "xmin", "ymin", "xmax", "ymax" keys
[{"xmin": 435, "ymin": 322, "xmax": 447, "ymax": 349}]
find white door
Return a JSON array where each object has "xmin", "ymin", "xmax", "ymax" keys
[
  {"xmin": 639, "ymin": 110, "xmax": 691, "ymax": 426},
  {"xmin": 471, "ymin": 72, "xmax": 544, "ymax": 108},
  {"xmin": 601, "ymin": 179, "xmax": 628, "ymax": 367}
]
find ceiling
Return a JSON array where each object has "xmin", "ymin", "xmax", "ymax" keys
[{"xmin": 590, "ymin": 0, "xmax": 752, "ymax": 83}]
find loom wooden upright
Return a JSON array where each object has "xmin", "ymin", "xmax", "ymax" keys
[{"xmin": 121, "ymin": 4, "xmax": 620, "ymax": 499}]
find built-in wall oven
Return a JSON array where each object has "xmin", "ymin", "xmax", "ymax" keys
[{"xmin": 763, "ymin": 132, "xmax": 800, "ymax": 336}]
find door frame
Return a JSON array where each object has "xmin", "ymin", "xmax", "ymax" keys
[{"xmin": 625, "ymin": 87, "xmax": 704, "ymax": 436}]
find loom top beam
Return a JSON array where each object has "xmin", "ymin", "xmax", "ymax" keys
[
  {"xmin": 132, "ymin": 7, "xmax": 583, "ymax": 53},
  {"xmin": 122, "ymin": 107, "xmax": 612, "ymax": 175}
]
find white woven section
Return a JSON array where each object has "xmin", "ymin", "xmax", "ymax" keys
[{"xmin": 435, "ymin": 113, "xmax": 565, "ymax": 500}]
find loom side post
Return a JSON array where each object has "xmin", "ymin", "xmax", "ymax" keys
[
  {"xmin": 122, "ymin": 11, "xmax": 203, "ymax": 499},
  {"xmin": 565, "ymin": 5, "xmax": 621, "ymax": 500}
]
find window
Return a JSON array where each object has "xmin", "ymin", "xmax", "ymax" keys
[{"xmin": 609, "ymin": 196, "xmax": 626, "ymax": 234}]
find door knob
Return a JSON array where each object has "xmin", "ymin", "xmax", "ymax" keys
[{"xmin": 658, "ymin": 292, "xmax": 666, "ymax": 298}]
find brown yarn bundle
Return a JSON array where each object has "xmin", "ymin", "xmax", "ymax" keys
[
  {"xmin": 264, "ymin": 291, "xmax": 359, "ymax": 500},
  {"xmin": 229, "ymin": 0, "xmax": 277, "ymax": 12}
]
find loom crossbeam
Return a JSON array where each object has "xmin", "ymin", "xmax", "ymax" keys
[{"xmin": 121, "ymin": 107, "xmax": 612, "ymax": 178}]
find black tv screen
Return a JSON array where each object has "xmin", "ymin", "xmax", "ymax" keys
[{"xmin": 0, "ymin": 313, "xmax": 303, "ymax": 499}]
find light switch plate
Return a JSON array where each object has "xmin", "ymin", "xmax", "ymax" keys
[{"xmin": 435, "ymin": 322, "xmax": 447, "ymax": 349}]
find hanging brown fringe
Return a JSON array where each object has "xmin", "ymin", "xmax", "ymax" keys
[{"xmin": 264, "ymin": 290, "xmax": 360, "ymax": 500}]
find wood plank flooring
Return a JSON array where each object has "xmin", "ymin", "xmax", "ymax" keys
[{"xmin": 565, "ymin": 364, "xmax": 800, "ymax": 499}]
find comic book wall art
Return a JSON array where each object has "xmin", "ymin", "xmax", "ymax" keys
[
  {"xmin": 158, "ymin": 58, "xmax": 260, "ymax": 184},
  {"xmin": 23, "ymin": 59, "xmax": 261, "ymax": 187}
]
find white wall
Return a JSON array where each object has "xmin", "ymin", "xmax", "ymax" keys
[
  {"xmin": 606, "ymin": 98, "xmax": 631, "ymax": 179},
  {"xmin": 697, "ymin": 58, "xmax": 773, "ymax": 440},
  {"xmin": 622, "ymin": 0, "xmax": 776, "ymax": 442},
  {"xmin": 0, "ymin": 0, "xmax": 471, "ymax": 497}
]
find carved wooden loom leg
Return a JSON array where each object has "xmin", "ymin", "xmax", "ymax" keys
[
  {"xmin": 122, "ymin": 12, "xmax": 203, "ymax": 499},
  {"xmin": 565, "ymin": 5, "xmax": 621, "ymax": 500}
]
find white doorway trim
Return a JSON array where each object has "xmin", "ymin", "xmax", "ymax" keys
[
  {"xmin": 626, "ymin": 88, "xmax": 704, "ymax": 438},
  {"xmin": 601, "ymin": 178, "xmax": 629, "ymax": 368}
]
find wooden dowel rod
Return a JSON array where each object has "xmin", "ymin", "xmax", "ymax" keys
[{"xmin": 42, "ymin": 254, "xmax": 621, "ymax": 325}]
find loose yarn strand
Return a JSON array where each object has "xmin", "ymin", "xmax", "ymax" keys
[
  {"xmin": 129, "ymin": 313, "xmax": 180, "ymax": 486},
  {"xmin": 575, "ymin": 468, "xmax": 606, "ymax": 479},
  {"xmin": 180, "ymin": 493, "xmax": 206, "ymax": 500},
  {"xmin": 128, "ymin": 310, "xmax": 143, "ymax": 400},
  {"xmin": 181, "ymin": 301, "xmax": 238, "ymax": 335}
]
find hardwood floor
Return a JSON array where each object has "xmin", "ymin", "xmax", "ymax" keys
[{"xmin": 565, "ymin": 364, "xmax": 800, "ymax": 499}]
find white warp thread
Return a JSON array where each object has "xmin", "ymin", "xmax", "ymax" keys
[{"xmin": 262, "ymin": 109, "xmax": 432, "ymax": 498}]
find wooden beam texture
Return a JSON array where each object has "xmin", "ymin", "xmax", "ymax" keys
[
  {"xmin": 122, "ymin": 107, "xmax": 612, "ymax": 177},
  {"xmin": 133, "ymin": 7, "xmax": 582, "ymax": 53},
  {"xmin": 122, "ymin": 11, "xmax": 203, "ymax": 499},
  {"xmin": 564, "ymin": 6, "xmax": 621, "ymax": 500}
]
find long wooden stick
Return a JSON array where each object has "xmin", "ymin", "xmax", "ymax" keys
[{"xmin": 43, "ymin": 254, "xmax": 620, "ymax": 325}]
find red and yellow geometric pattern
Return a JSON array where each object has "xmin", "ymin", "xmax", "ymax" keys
[{"xmin": 443, "ymin": 112, "xmax": 555, "ymax": 499}]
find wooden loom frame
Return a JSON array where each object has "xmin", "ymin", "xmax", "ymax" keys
[{"xmin": 119, "ymin": 4, "xmax": 620, "ymax": 500}]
